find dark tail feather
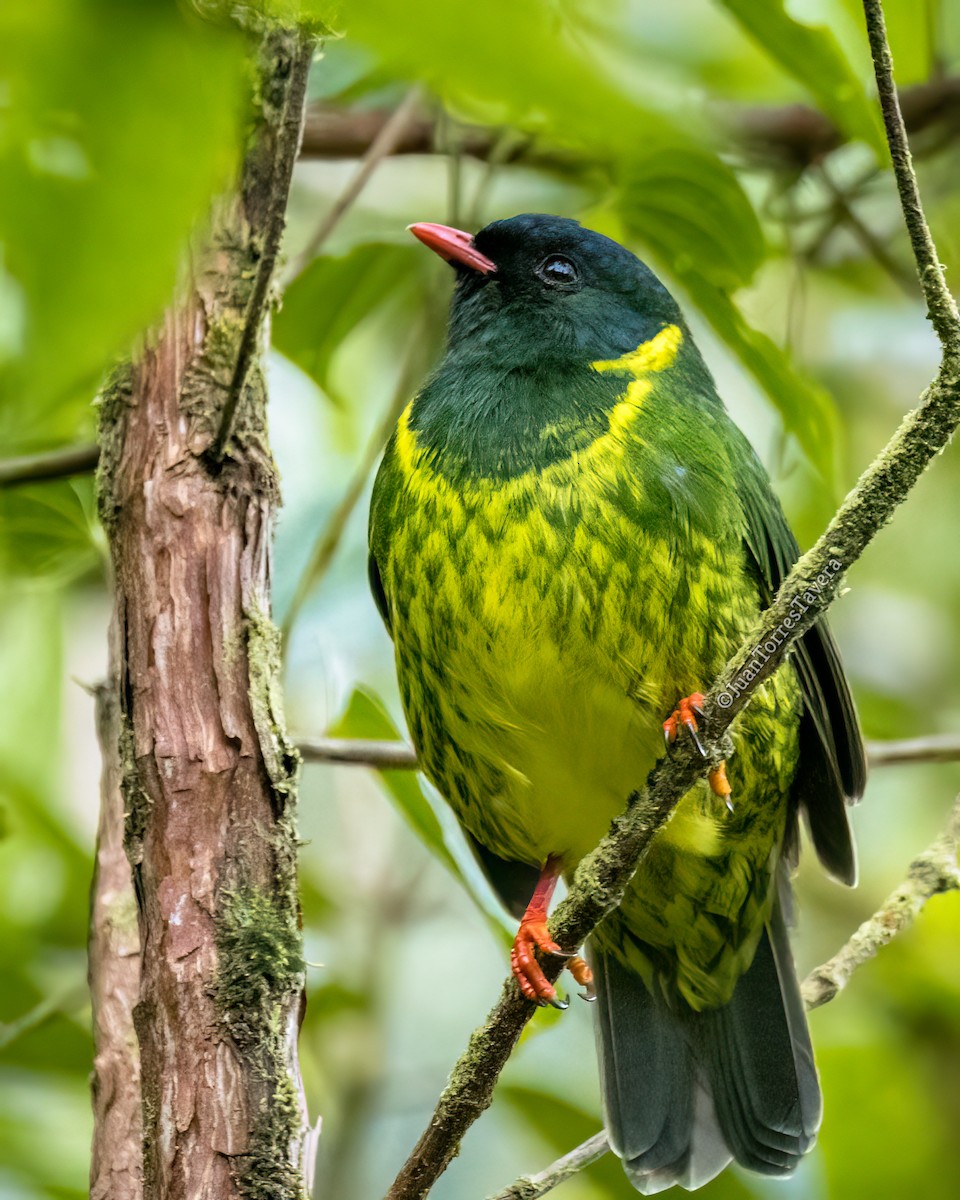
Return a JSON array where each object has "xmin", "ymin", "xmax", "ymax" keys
[
  {"xmin": 697, "ymin": 902, "xmax": 821, "ymax": 1175},
  {"xmin": 589, "ymin": 947, "xmax": 729, "ymax": 1194},
  {"xmin": 590, "ymin": 902, "xmax": 821, "ymax": 1193}
]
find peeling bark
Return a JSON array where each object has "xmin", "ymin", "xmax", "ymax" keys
[{"xmin": 94, "ymin": 27, "xmax": 316, "ymax": 1200}]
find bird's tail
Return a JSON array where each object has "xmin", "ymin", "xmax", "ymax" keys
[{"xmin": 590, "ymin": 901, "xmax": 821, "ymax": 1194}]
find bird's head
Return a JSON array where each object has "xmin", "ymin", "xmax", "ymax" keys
[{"xmin": 409, "ymin": 213, "xmax": 683, "ymax": 369}]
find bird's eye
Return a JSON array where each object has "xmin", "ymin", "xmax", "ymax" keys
[{"xmin": 536, "ymin": 254, "xmax": 580, "ymax": 288}]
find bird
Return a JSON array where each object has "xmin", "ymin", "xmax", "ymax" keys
[{"xmin": 367, "ymin": 213, "xmax": 865, "ymax": 1193}]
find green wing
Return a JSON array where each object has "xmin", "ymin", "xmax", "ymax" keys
[{"xmin": 739, "ymin": 454, "xmax": 865, "ymax": 886}]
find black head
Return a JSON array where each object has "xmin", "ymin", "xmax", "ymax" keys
[{"xmin": 410, "ymin": 213, "xmax": 683, "ymax": 369}]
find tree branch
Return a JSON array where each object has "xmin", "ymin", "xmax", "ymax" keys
[
  {"xmin": 865, "ymin": 734, "xmax": 960, "ymax": 766},
  {"xmin": 96, "ymin": 26, "xmax": 317, "ymax": 1199},
  {"xmin": 487, "ymin": 790, "xmax": 960, "ymax": 1200},
  {"xmin": 298, "ymin": 736, "xmax": 419, "ymax": 769},
  {"xmin": 0, "ymin": 442, "xmax": 99, "ymax": 488},
  {"xmin": 208, "ymin": 32, "xmax": 316, "ymax": 462},
  {"xmin": 383, "ymin": 5, "xmax": 960, "ymax": 1196},
  {"xmin": 802, "ymin": 789, "xmax": 960, "ymax": 1010},
  {"xmin": 295, "ymin": 735, "xmax": 960, "ymax": 772},
  {"xmin": 485, "ymin": 1133, "xmax": 611, "ymax": 1200},
  {"xmin": 863, "ymin": 0, "xmax": 960, "ymax": 343},
  {"xmin": 89, "ymin": 683, "xmax": 142, "ymax": 1200},
  {"xmin": 282, "ymin": 84, "xmax": 423, "ymax": 284},
  {"xmin": 299, "ymin": 76, "xmax": 960, "ymax": 172}
]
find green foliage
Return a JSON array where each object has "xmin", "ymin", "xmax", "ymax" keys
[
  {"xmin": 3, "ymin": 1, "xmax": 960, "ymax": 1197},
  {"xmin": 715, "ymin": 0, "xmax": 885, "ymax": 153},
  {"xmin": 0, "ymin": 0, "xmax": 247, "ymax": 448},
  {"xmin": 273, "ymin": 244, "xmax": 424, "ymax": 401}
]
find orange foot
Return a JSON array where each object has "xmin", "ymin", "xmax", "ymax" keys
[
  {"xmin": 709, "ymin": 760, "xmax": 735, "ymax": 813},
  {"xmin": 511, "ymin": 916, "xmax": 568, "ymax": 1008},
  {"xmin": 510, "ymin": 856, "xmax": 594, "ymax": 1008},
  {"xmin": 663, "ymin": 692, "xmax": 706, "ymax": 756}
]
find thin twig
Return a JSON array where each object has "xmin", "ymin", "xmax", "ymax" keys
[
  {"xmin": 281, "ymin": 312, "xmax": 434, "ymax": 642},
  {"xmin": 282, "ymin": 85, "xmax": 423, "ymax": 285},
  {"xmin": 209, "ymin": 33, "xmax": 316, "ymax": 462},
  {"xmin": 298, "ymin": 736, "xmax": 418, "ymax": 770},
  {"xmin": 300, "ymin": 76, "xmax": 960, "ymax": 172},
  {"xmin": 0, "ymin": 442, "xmax": 100, "ymax": 488},
  {"xmin": 487, "ymin": 791, "xmax": 960, "ymax": 1200},
  {"xmin": 863, "ymin": 0, "xmax": 960, "ymax": 344},
  {"xmin": 292, "ymin": 735, "xmax": 960, "ymax": 772},
  {"xmin": 803, "ymin": 790, "xmax": 960, "ymax": 1009},
  {"xmin": 383, "ymin": 6, "xmax": 960, "ymax": 1196},
  {"xmin": 866, "ymin": 733, "xmax": 960, "ymax": 765},
  {"xmin": 485, "ymin": 1132, "xmax": 611, "ymax": 1200}
]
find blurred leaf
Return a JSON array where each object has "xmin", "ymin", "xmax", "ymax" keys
[
  {"xmin": 327, "ymin": 687, "xmax": 513, "ymax": 946},
  {"xmin": 614, "ymin": 161, "xmax": 837, "ymax": 472},
  {"xmin": 681, "ymin": 272, "xmax": 840, "ymax": 474},
  {"xmin": 343, "ymin": 0, "xmax": 675, "ymax": 157},
  {"xmin": 0, "ymin": 479, "xmax": 100, "ymax": 584},
  {"xmin": 0, "ymin": 0, "xmax": 247, "ymax": 446},
  {"xmin": 818, "ymin": 1038, "xmax": 959, "ymax": 1199},
  {"xmin": 328, "ymin": 687, "xmax": 459, "ymax": 874},
  {"xmin": 619, "ymin": 139, "xmax": 765, "ymax": 292},
  {"xmin": 273, "ymin": 244, "xmax": 423, "ymax": 401},
  {"xmin": 714, "ymin": 0, "xmax": 885, "ymax": 155}
]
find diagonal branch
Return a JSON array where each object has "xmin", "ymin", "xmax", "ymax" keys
[
  {"xmin": 209, "ymin": 32, "xmax": 316, "ymax": 461},
  {"xmin": 382, "ymin": 4, "xmax": 960, "ymax": 1197},
  {"xmin": 487, "ymin": 789, "xmax": 960, "ymax": 1200},
  {"xmin": 282, "ymin": 84, "xmax": 423, "ymax": 285},
  {"xmin": 862, "ymin": 0, "xmax": 960, "ymax": 344}
]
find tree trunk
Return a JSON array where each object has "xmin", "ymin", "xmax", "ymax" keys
[{"xmin": 93, "ymin": 26, "xmax": 316, "ymax": 1200}]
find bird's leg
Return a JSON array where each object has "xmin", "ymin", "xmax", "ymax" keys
[
  {"xmin": 662, "ymin": 691, "xmax": 706, "ymax": 755},
  {"xmin": 664, "ymin": 691, "xmax": 735, "ymax": 811},
  {"xmin": 510, "ymin": 855, "xmax": 591, "ymax": 1009}
]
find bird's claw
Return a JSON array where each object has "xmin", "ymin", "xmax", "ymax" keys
[
  {"xmin": 663, "ymin": 693, "xmax": 707, "ymax": 757},
  {"xmin": 510, "ymin": 924, "xmax": 594, "ymax": 1008}
]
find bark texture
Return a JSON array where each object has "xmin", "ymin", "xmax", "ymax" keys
[
  {"xmin": 89, "ymin": 682, "xmax": 143, "ymax": 1200},
  {"xmin": 94, "ymin": 27, "xmax": 315, "ymax": 1200}
]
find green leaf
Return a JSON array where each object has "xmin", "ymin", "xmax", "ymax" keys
[
  {"xmin": 0, "ymin": 0, "xmax": 247, "ymax": 446},
  {"xmin": 327, "ymin": 687, "xmax": 457, "ymax": 873},
  {"xmin": 342, "ymin": 0, "xmax": 671, "ymax": 158},
  {"xmin": 272, "ymin": 244, "xmax": 423, "ymax": 400},
  {"xmin": 619, "ymin": 140, "xmax": 765, "ymax": 292},
  {"xmin": 715, "ymin": 0, "xmax": 884, "ymax": 155},
  {"xmin": 326, "ymin": 687, "xmax": 514, "ymax": 946},
  {"xmin": 681, "ymin": 272, "xmax": 840, "ymax": 474},
  {"xmin": 0, "ymin": 479, "xmax": 101, "ymax": 585}
]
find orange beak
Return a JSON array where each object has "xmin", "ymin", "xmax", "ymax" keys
[{"xmin": 407, "ymin": 222, "xmax": 497, "ymax": 275}]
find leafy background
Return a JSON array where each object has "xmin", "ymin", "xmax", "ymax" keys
[{"xmin": 2, "ymin": 1, "xmax": 960, "ymax": 1198}]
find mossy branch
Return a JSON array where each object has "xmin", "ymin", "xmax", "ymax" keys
[
  {"xmin": 487, "ymin": 789, "xmax": 960, "ymax": 1200},
  {"xmin": 382, "ymin": 4, "xmax": 960, "ymax": 1197}
]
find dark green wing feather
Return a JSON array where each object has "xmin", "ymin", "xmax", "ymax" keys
[
  {"xmin": 368, "ymin": 551, "xmax": 391, "ymax": 632},
  {"xmin": 739, "ymin": 453, "xmax": 865, "ymax": 886}
]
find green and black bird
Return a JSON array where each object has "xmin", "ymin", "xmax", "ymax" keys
[{"xmin": 368, "ymin": 214, "xmax": 865, "ymax": 1192}]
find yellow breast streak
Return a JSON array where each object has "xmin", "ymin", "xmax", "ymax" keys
[{"xmin": 394, "ymin": 323, "xmax": 683, "ymax": 508}]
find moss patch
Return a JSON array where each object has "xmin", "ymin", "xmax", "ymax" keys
[{"xmin": 214, "ymin": 885, "xmax": 303, "ymax": 1050}]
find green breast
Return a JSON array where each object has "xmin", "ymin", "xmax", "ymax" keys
[{"xmin": 370, "ymin": 330, "xmax": 802, "ymax": 1009}]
